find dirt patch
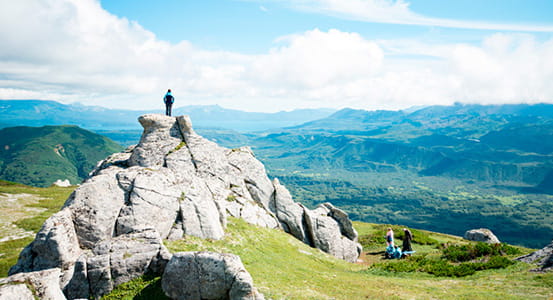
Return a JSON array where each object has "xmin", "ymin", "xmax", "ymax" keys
[{"xmin": 0, "ymin": 193, "xmax": 46, "ymax": 241}]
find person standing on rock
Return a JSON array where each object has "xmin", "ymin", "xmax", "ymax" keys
[
  {"xmin": 163, "ymin": 89, "xmax": 174, "ymax": 116},
  {"xmin": 402, "ymin": 228, "xmax": 413, "ymax": 253}
]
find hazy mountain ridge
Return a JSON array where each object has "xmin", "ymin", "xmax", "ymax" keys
[
  {"xmin": 0, "ymin": 100, "xmax": 335, "ymax": 132},
  {"xmin": 259, "ymin": 103, "xmax": 553, "ymax": 188}
]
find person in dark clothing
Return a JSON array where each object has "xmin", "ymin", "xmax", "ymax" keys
[
  {"xmin": 402, "ymin": 228, "xmax": 413, "ymax": 253},
  {"xmin": 163, "ymin": 89, "xmax": 174, "ymax": 116}
]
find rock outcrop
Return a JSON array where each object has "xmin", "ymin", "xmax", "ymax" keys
[
  {"xmin": 464, "ymin": 228, "xmax": 500, "ymax": 244},
  {"xmin": 8, "ymin": 114, "xmax": 361, "ymax": 299},
  {"xmin": 162, "ymin": 252, "xmax": 263, "ymax": 300},
  {"xmin": 516, "ymin": 240, "xmax": 553, "ymax": 272},
  {"xmin": 0, "ymin": 268, "xmax": 66, "ymax": 300}
]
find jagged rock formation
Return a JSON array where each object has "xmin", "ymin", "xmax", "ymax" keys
[
  {"xmin": 162, "ymin": 252, "xmax": 264, "ymax": 300},
  {"xmin": 516, "ymin": 240, "xmax": 553, "ymax": 272},
  {"xmin": 464, "ymin": 228, "xmax": 500, "ymax": 244},
  {"xmin": 8, "ymin": 114, "xmax": 360, "ymax": 299},
  {"xmin": 0, "ymin": 268, "xmax": 66, "ymax": 300}
]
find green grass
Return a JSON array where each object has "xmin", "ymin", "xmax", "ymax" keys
[
  {"xmin": 0, "ymin": 180, "xmax": 75, "ymax": 277},
  {"xmin": 0, "ymin": 237, "xmax": 33, "ymax": 276},
  {"xmin": 106, "ymin": 218, "xmax": 553, "ymax": 300},
  {"xmin": 102, "ymin": 274, "xmax": 168, "ymax": 300}
]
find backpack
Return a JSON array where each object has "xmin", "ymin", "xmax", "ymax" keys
[{"xmin": 165, "ymin": 94, "xmax": 174, "ymax": 104}]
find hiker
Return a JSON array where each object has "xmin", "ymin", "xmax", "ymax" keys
[
  {"xmin": 385, "ymin": 227, "xmax": 394, "ymax": 247},
  {"xmin": 163, "ymin": 89, "xmax": 174, "ymax": 116},
  {"xmin": 402, "ymin": 228, "xmax": 413, "ymax": 252}
]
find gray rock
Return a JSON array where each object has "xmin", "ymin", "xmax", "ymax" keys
[
  {"xmin": 303, "ymin": 208, "xmax": 360, "ymax": 263},
  {"xmin": 161, "ymin": 252, "xmax": 264, "ymax": 300},
  {"xmin": 322, "ymin": 203, "xmax": 358, "ymax": 241},
  {"xmin": 464, "ymin": 228, "xmax": 500, "ymax": 244},
  {"xmin": 239, "ymin": 201, "xmax": 279, "ymax": 229},
  {"xmin": 180, "ymin": 178, "xmax": 226, "ymax": 240},
  {"xmin": 62, "ymin": 255, "xmax": 89, "ymax": 300},
  {"xmin": 88, "ymin": 148, "xmax": 132, "ymax": 177},
  {"xmin": 9, "ymin": 208, "xmax": 81, "ymax": 275},
  {"xmin": 103, "ymin": 229, "xmax": 166, "ymax": 286},
  {"xmin": 53, "ymin": 179, "xmax": 71, "ymax": 187},
  {"xmin": 129, "ymin": 114, "xmax": 184, "ymax": 168},
  {"xmin": 272, "ymin": 179, "xmax": 361, "ymax": 262},
  {"xmin": 272, "ymin": 179, "xmax": 306, "ymax": 241},
  {"xmin": 516, "ymin": 240, "xmax": 553, "ymax": 271},
  {"xmin": 227, "ymin": 147, "xmax": 274, "ymax": 211},
  {"xmin": 65, "ymin": 168, "xmax": 126, "ymax": 249},
  {"xmin": 0, "ymin": 268, "xmax": 66, "ymax": 300},
  {"xmin": 0, "ymin": 283, "xmax": 35, "ymax": 300},
  {"xmin": 87, "ymin": 254, "xmax": 112, "ymax": 299},
  {"xmin": 115, "ymin": 168, "xmax": 181, "ymax": 239}
]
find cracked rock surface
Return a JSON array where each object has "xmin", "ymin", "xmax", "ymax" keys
[
  {"xmin": 162, "ymin": 252, "xmax": 264, "ymax": 300},
  {"xmin": 7, "ymin": 114, "xmax": 360, "ymax": 299}
]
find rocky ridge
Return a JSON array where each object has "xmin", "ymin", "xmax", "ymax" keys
[
  {"xmin": 516, "ymin": 240, "xmax": 553, "ymax": 272},
  {"xmin": 7, "ymin": 114, "xmax": 361, "ymax": 299}
]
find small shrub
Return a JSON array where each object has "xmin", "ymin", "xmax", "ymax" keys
[
  {"xmin": 442, "ymin": 242, "xmax": 522, "ymax": 262},
  {"xmin": 481, "ymin": 256, "xmax": 515, "ymax": 270}
]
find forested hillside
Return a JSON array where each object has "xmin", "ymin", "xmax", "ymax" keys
[{"xmin": 0, "ymin": 125, "xmax": 123, "ymax": 187}]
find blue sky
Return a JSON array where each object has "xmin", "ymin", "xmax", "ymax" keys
[
  {"xmin": 1, "ymin": 0, "xmax": 553, "ymax": 112},
  {"xmin": 101, "ymin": 0, "xmax": 553, "ymax": 51}
]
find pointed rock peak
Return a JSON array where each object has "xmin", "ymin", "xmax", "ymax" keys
[
  {"xmin": 138, "ymin": 114, "xmax": 180, "ymax": 132},
  {"xmin": 176, "ymin": 115, "xmax": 195, "ymax": 135},
  {"xmin": 136, "ymin": 114, "xmax": 196, "ymax": 136}
]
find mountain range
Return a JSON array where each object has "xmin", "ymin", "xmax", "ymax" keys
[
  {"xmin": 0, "ymin": 100, "xmax": 335, "ymax": 132},
  {"xmin": 1, "ymin": 100, "xmax": 552, "ymax": 247}
]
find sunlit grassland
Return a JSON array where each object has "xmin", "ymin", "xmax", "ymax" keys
[{"xmin": 0, "ymin": 180, "xmax": 75, "ymax": 276}]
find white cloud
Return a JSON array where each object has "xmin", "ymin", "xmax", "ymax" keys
[
  {"xmin": 281, "ymin": 0, "xmax": 553, "ymax": 32},
  {"xmin": 0, "ymin": 0, "xmax": 552, "ymax": 112}
]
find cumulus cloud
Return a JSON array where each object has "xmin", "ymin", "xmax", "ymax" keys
[
  {"xmin": 279, "ymin": 0, "xmax": 553, "ymax": 32},
  {"xmin": 0, "ymin": 0, "xmax": 552, "ymax": 112}
]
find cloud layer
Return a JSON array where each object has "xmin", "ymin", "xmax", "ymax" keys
[
  {"xmin": 0, "ymin": 0, "xmax": 552, "ymax": 112},
  {"xmin": 283, "ymin": 0, "xmax": 553, "ymax": 32}
]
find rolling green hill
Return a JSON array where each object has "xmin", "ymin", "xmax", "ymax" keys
[{"xmin": 0, "ymin": 125, "xmax": 123, "ymax": 187}]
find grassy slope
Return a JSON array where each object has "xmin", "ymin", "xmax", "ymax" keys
[
  {"xmin": 0, "ymin": 180, "xmax": 74, "ymax": 276},
  {"xmin": 1, "ymin": 180, "xmax": 551, "ymax": 299},
  {"xmin": 110, "ymin": 218, "xmax": 553, "ymax": 300}
]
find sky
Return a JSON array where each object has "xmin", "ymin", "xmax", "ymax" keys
[{"xmin": 1, "ymin": 0, "xmax": 553, "ymax": 112}]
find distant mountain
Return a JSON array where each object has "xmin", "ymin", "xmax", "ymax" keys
[
  {"xmin": 244, "ymin": 103, "xmax": 553, "ymax": 248},
  {"xmin": 0, "ymin": 100, "xmax": 336, "ymax": 132},
  {"xmin": 259, "ymin": 103, "xmax": 553, "ymax": 189},
  {"xmin": 0, "ymin": 125, "xmax": 123, "ymax": 187}
]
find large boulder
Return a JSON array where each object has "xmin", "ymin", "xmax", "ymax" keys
[
  {"xmin": 464, "ymin": 228, "xmax": 500, "ymax": 244},
  {"xmin": 0, "ymin": 268, "xmax": 65, "ymax": 300},
  {"xmin": 516, "ymin": 240, "xmax": 553, "ymax": 272},
  {"xmin": 162, "ymin": 252, "xmax": 264, "ymax": 300},
  {"xmin": 8, "ymin": 114, "xmax": 361, "ymax": 299}
]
